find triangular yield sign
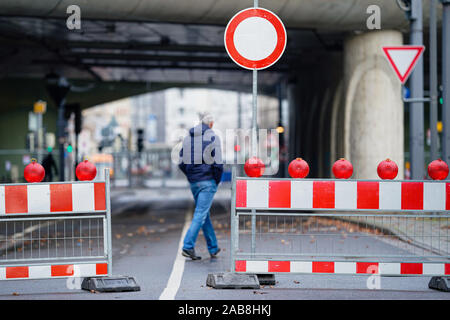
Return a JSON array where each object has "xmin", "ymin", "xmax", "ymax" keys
[{"xmin": 382, "ymin": 45, "xmax": 425, "ymax": 84}]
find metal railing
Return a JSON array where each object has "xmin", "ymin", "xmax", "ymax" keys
[
  {"xmin": 230, "ymin": 168, "xmax": 450, "ymax": 276},
  {"xmin": 0, "ymin": 169, "xmax": 112, "ymax": 280}
]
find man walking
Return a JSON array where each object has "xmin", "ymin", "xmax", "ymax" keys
[{"xmin": 178, "ymin": 112, "xmax": 223, "ymax": 260}]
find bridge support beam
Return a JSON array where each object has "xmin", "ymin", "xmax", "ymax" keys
[{"xmin": 341, "ymin": 30, "xmax": 404, "ymax": 179}]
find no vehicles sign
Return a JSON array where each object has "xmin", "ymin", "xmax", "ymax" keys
[{"xmin": 224, "ymin": 8, "xmax": 287, "ymax": 70}]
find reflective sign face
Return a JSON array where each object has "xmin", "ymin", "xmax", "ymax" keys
[
  {"xmin": 382, "ymin": 46, "xmax": 425, "ymax": 84},
  {"xmin": 224, "ymin": 8, "xmax": 287, "ymax": 70}
]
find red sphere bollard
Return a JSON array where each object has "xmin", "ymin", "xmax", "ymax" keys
[
  {"xmin": 288, "ymin": 158, "xmax": 309, "ymax": 178},
  {"xmin": 428, "ymin": 159, "xmax": 449, "ymax": 180},
  {"xmin": 244, "ymin": 157, "xmax": 265, "ymax": 178},
  {"xmin": 377, "ymin": 158, "xmax": 398, "ymax": 180},
  {"xmin": 24, "ymin": 159, "xmax": 45, "ymax": 183},
  {"xmin": 332, "ymin": 158, "xmax": 353, "ymax": 179},
  {"xmin": 76, "ymin": 159, "xmax": 97, "ymax": 181}
]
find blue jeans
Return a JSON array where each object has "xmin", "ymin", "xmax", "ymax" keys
[{"xmin": 183, "ymin": 179, "xmax": 219, "ymax": 254}]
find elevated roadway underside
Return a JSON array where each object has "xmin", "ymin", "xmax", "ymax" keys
[{"xmin": 0, "ymin": 0, "xmax": 443, "ymax": 179}]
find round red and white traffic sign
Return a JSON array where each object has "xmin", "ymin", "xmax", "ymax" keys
[{"xmin": 224, "ymin": 8, "xmax": 287, "ymax": 70}]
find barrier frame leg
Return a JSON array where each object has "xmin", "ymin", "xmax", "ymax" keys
[{"xmin": 81, "ymin": 169, "xmax": 140, "ymax": 293}]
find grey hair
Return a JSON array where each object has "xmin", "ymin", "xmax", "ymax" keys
[{"xmin": 199, "ymin": 112, "xmax": 214, "ymax": 125}]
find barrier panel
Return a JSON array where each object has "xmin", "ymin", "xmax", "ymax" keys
[
  {"xmin": 221, "ymin": 169, "xmax": 450, "ymax": 290},
  {"xmin": 0, "ymin": 169, "xmax": 139, "ymax": 292}
]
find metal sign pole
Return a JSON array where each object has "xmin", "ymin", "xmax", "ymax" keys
[
  {"xmin": 409, "ymin": 0, "xmax": 425, "ymax": 179},
  {"xmin": 430, "ymin": 0, "xmax": 439, "ymax": 162},
  {"xmin": 252, "ymin": 69, "xmax": 258, "ymax": 157},
  {"xmin": 252, "ymin": 0, "xmax": 258, "ymax": 157},
  {"xmin": 442, "ymin": 0, "xmax": 450, "ymax": 166}
]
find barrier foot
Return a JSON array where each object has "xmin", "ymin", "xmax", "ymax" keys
[
  {"xmin": 257, "ymin": 274, "xmax": 276, "ymax": 286},
  {"xmin": 81, "ymin": 276, "xmax": 141, "ymax": 293},
  {"xmin": 206, "ymin": 273, "xmax": 260, "ymax": 289},
  {"xmin": 428, "ymin": 277, "xmax": 450, "ymax": 292}
]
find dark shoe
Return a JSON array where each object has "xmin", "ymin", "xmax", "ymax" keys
[
  {"xmin": 210, "ymin": 248, "xmax": 221, "ymax": 258},
  {"xmin": 182, "ymin": 249, "xmax": 201, "ymax": 260}
]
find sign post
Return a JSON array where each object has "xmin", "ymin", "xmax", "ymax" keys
[
  {"xmin": 383, "ymin": 44, "xmax": 426, "ymax": 179},
  {"xmin": 224, "ymin": 3, "xmax": 287, "ymax": 157}
]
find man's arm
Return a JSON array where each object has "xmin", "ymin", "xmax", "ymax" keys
[
  {"xmin": 178, "ymin": 147, "xmax": 187, "ymax": 175},
  {"xmin": 211, "ymin": 135, "xmax": 223, "ymax": 185}
]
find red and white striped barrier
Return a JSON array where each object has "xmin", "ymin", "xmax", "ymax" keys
[
  {"xmin": 236, "ymin": 179, "xmax": 450, "ymax": 211},
  {"xmin": 0, "ymin": 263, "xmax": 108, "ymax": 280},
  {"xmin": 0, "ymin": 171, "xmax": 113, "ymax": 288},
  {"xmin": 235, "ymin": 260, "xmax": 450, "ymax": 276},
  {"xmin": 0, "ymin": 182, "xmax": 106, "ymax": 215}
]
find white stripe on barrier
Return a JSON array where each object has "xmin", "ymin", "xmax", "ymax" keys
[
  {"xmin": 335, "ymin": 262, "xmax": 357, "ymax": 274},
  {"xmin": 0, "ymin": 267, "xmax": 5, "ymax": 280},
  {"xmin": 379, "ymin": 263, "xmax": 401, "ymax": 275},
  {"xmin": 290, "ymin": 261, "xmax": 312, "ymax": 273},
  {"xmin": 72, "ymin": 183, "xmax": 95, "ymax": 212},
  {"xmin": 423, "ymin": 263, "xmax": 444, "ymax": 275},
  {"xmin": 423, "ymin": 182, "xmax": 446, "ymax": 211},
  {"xmin": 29, "ymin": 265, "xmax": 51, "ymax": 279},
  {"xmin": 290, "ymin": 180, "xmax": 313, "ymax": 209},
  {"xmin": 27, "ymin": 184, "xmax": 50, "ymax": 214},
  {"xmin": 247, "ymin": 261, "xmax": 269, "ymax": 273},
  {"xmin": 76, "ymin": 264, "xmax": 96, "ymax": 277},
  {"xmin": 379, "ymin": 181, "xmax": 402, "ymax": 210},
  {"xmin": 335, "ymin": 181, "xmax": 356, "ymax": 210},
  {"xmin": 0, "ymin": 186, "xmax": 4, "ymax": 215},
  {"xmin": 247, "ymin": 180, "xmax": 268, "ymax": 208}
]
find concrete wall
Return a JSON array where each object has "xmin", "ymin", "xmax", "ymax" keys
[
  {"xmin": 288, "ymin": 30, "xmax": 404, "ymax": 180},
  {"xmin": 343, "ymin": 30, "xmax": 404, "ymax": 179}
]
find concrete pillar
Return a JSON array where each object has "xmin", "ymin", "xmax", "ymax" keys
[{"xmin": 342, "ymin": 30, "xmax": 404, "ymax": 179}]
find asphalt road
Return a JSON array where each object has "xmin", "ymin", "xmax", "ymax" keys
[{"xmin": 0, "ymin": 185, "xmax": 449, "ymax": 300}]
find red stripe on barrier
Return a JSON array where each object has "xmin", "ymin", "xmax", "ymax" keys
[
  {"xmin": 6, "ymin": 266, "xmax": 29, "ymax": 279},
  {"xmin": 446, "ymin": 264, "xmax": 450, "ymax": 275},
  {"xmin": 401, "ymin": 263, "xmax": 423, "ymax": 275},
  {"xmin": 401, "ymin": 182, "xmax": 423, "ymax": 210},
  {"xmin": 50, "ymin": 184, "xmax": 73, "ymax": 212},
  {"xmin": 446, "ymin": 183, "xmax": 450, "ymax": 210},
  {"xmin": 235, "ymin": 180, "xmax": 247, "ymax": 208},
  {"xmin": 94, "ymin": 183, "xmax": 106, "ymax": 211},
  {"xmin": 96, "ymin": 263, "xmax": 108, "ymax": 275},
  {"xmin": 269, "ymin": 181, "xmax": 291, "ymax": 208},
  {"xmin": 235, "ymin": 260, "xmax": 246, "ymax": 272},
  {"xmin": 268, "ymin": 261, "xmax": 290, "ymax": 272},
  {"xmin": 51, "ymin": 264, "xmax": 74, "ymax": 277},
  {"xmin": 356, "ymin": 262, "xmax": 379, "ymax": 274},
  {"xmin": 313, "ymin": 181, "xmax": 335, "ymax": 209},
  {"xmin": 312, "ymin": 261, "xmax": 334, "ymax": 273},
  {"xmin": 357, "ymin": 182, "xmax": 379, "ymax": 209},
  {"xmin": 5, "ymin": 185, "xmax": 28, "ymax": 214}
]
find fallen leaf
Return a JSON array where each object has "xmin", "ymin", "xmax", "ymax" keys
[{"xmin": 253, "ymin": 291, "xmax": 268, "ymax": 295}]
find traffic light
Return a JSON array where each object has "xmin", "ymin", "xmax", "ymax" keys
[
  {"xmin": 67, "ymin": 144, "xmax": 73, "ymax": 153},
  {"xmin": 439, "ymin": 85, "xmax": 443, "ymax": 106},
  {"xmin": 137, "ymin": 128, "xmax": 144, "ymax": 153}
]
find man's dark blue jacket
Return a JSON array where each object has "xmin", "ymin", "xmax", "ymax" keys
[{"xmin": 178, "ymin": 123, "xmax": 223, "ymax": 185}]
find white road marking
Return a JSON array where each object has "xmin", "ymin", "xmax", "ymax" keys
[{"xmin": 158, "ymin": 208, "xmax": 192, "ymax": 300}]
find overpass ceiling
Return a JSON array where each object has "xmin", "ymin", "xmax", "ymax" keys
[
  {"xmin": 0, "ymin": 0, "xmax": 420, "ymax": 31},
  {"xmin": 0, "ymin": 1, "xmax": 440, "ymax": 108},
  {"xmin": 0, "ymin": 14, "xmax": 343, "ymax": 95}
]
